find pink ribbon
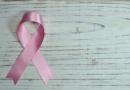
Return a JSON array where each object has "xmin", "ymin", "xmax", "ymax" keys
[{"xmin": 6, "ymin": 12, "xmax": 56, "ymax": 85}]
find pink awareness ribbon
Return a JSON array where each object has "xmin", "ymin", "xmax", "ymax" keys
[{"xmin": 6, "ymin": 12, "xmax": 56, "ymax": 85}]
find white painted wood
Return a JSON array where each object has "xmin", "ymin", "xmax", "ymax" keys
[{"xmin": 1, "ymin": 0, "xmax": 130, "ymax": 90}]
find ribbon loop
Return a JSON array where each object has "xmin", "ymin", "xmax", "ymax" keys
[{"xmin": 6, "ymin": 12, "xmax": 55, "ymax": 85}]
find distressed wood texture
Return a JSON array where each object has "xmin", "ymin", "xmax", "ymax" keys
[{"xmin": 1, "ymin": 0, "xmax": 130, "ymax": 90}]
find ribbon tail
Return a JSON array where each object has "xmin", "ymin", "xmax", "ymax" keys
[
  {"xmin": 5, "ymin": 44, "xmax": 36, "ymax": 85},
  {"xmin": 44, "ymin": 74, "xmax": 56, "ymax": 85},
  {"xmin": 32, "ymin": 50, "xmax": 56, "ymax": 85},
  {"xmin": 42, "ymin": 72, "xmax": 56, "ymax": 85},
  {"xmin": 6, "ymin": 73, "xmax": 19, "ymax": 85}
]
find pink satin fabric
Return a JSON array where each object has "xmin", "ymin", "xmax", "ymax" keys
[{"xmin": 6, "ymin": 12, "xmax": 56, "ymax": 85}]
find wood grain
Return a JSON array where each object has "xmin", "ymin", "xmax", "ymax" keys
[{"xmin": 1, "ymin": 0, "xmax": 130, "ymax": 90}]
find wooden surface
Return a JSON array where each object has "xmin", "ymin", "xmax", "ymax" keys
[{"xmin": 1, "ymin": 0, "xmax": 130, "ymax": 90}]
